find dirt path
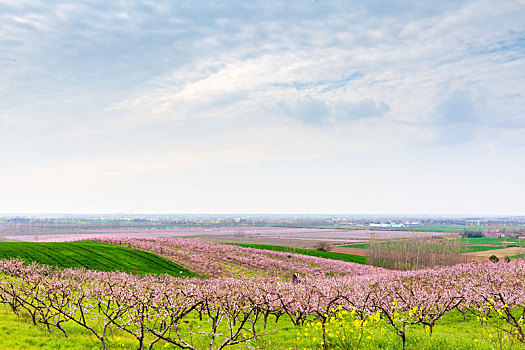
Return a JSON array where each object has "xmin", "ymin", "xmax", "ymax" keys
[
  {"xmin": 466, "ymin": 247, "xmax": 525, "ymax": 259},
  {"xmin": 330, "ymin": 246, "xmax": 368, "ymax": 256}
]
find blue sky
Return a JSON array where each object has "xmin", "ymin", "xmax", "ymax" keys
[{"xmin": 1, "ymin": 0, "xmax": 524, "ymax": 215}]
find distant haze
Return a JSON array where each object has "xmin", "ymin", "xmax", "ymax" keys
[{"xmin": 0, "ymin": 1, "xmax": 524, "ymax": 215}]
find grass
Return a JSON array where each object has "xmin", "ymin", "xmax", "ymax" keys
[
  {"xmin": 460, "ymin": 245, "xmax": 508, "ymax": 252},
  {"xmin": 227, "ymin": 243, "xmax": 368, "ymax": 264},
  {"xmin": 342, "ymin": 243, "xmax": 370, "ymax": 249},
  {"xmin": 0, "ymin": 305, "xmax": 105, "ymax": 349},
  {"xmin": 460, "ymin": 237, "xmax": 524, "ymax": 245},
  {"xmin": 2, "ymin": 303, "xmax": 525, "ymax": 349},
  {"xmin": 0, "ymin": 240, "xmax": 197, "ymax": 277}
]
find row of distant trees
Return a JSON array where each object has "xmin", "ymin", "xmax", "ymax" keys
[
  {"xmin": 462, "ymin": 229, "xmax": 484, "ymax": 238},
  {"xmin": 368, "ymin": 234, "xmax": 469, "ymax": 270},
  {"xmin": 462, "ymin": 228, "xmax": 525, "ymax": 238}
]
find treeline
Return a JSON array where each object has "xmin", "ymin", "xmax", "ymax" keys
[
  {"xmin": 368, "ymin": 235, "xmax": 468, "ymax": 270},
  {"xmin": 462, "ymin": 229, "xmax": 484, "ymax": 238}
]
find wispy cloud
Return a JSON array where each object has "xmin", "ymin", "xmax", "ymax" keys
[{"xmin": 0, "ymin": 0, "xmax": 524, "ymax": 213}]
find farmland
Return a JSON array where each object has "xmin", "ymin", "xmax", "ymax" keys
[
  {"xmin": 342, "ymin": 241, "xmax": 508, "ymax": 253},
  {"xmin": 459, "ymin": 237, "xmax": 525, "ymax": 245},
  {"xmin": 2, "ymin": 0, "xmax": 524, "ymax": 347},
  {"xmin": 0, "ymin": 240, "xmax": 196, "ymax": 277},
  {"xmin": 92, "ymin": 237, "xmax": 377, "ymax": 278},
  {"xmin": 3, "ymin": 242, "xmax": 525, "ymax": 349},
  {"xmin": 0, "ymin": 222, "xmax": 452, "ymax": 247},
  {"xmin": 342, "ymin": 236, "xmax": 525, "ymax": 260},
  {"xmin": 2, "ymin": 218, "xmax": 525, "ymax": 349},
  {"xmin": 226, "ymin": 242, "xmax": 368, "ymax": 264},
  {"xmin": 1, "ymin": 223, "xmax": 371, "ymax": 244}
]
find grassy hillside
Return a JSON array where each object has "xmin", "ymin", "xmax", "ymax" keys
[
  {"xmin": 228, "ymin": 243, "xmax": 368, "ymax": 264},
  {"xmin": 0, "ymin": 240, "xmax": 197, "ymax": 277}
]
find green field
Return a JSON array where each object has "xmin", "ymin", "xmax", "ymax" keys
[
  {"xmin": 343, "ymin": 243, "xmax": 370, "ymax": 249},
  {"xmin": 459, "ymin": 245, "xmax": 506, "ymax": 253},
  {"xmin": 459, "ymin": 237, "xmax": 525, "ymax": 245},
  {"xmin": 228, "ymin": 243, "xmax": 368, "ymax": 264},
  {"xmin": 0, "ymin": 240, "xmax": 197, "ymax": 277}
]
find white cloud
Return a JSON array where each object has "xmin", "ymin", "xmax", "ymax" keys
[{"xmin": 0, "ymin": 0, "xmax": 524, "ymax": 213}]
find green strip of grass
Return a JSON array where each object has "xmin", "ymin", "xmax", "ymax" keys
[
  {"xmin": 460, "ymin": 237, "xmax": 523, "ymax": 245},
  {"xmin": 227, "ymin": 243, "xmax": 368, "ymax": 265},
  {"xmin": 460, "ymin": 245, "xmax": 507, "ymax": 252},
  {"xmin": 342, "ymin": 243, "xmax": 370, "ymax": 249},
  {"xmin": 0, "ymin": 240, "xmax": 197, "ymax": 277}
]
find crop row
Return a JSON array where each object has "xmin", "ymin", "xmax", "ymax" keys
[
  {"xmin": 92, "ymin": 237, "xmax": 379, "ymax": 278},
  {"xmin": 2, "ymin": 256, "xmax": 525, "ymax": 349}
]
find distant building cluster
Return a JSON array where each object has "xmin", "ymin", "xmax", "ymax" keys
[
  {"xmin": 368, "ymin": 222, "xmax": 421, "ymax": 228},
  {"xmin": 483, "ymin": 232, "xmax": 506, "ymax": 238}
]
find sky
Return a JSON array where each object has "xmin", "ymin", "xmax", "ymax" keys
[{"xmin": 0, "ymin": 0, "xmax": 524, "ymax": 215}]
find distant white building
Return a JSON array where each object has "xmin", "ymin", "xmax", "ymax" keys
[
  {"xmin": 404, "ymin": 222, "xmax": 422, "ymax": 226},
  {"xmin": 369, "ymin": 223, "xmax": 407, "ymax": 228}
]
